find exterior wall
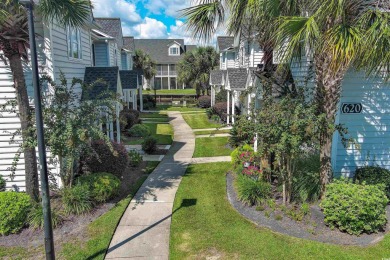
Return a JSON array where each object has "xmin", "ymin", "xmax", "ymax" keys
[
  {"xmin": 94, "ymin": 42, "xmax": 109, "ymax": 67},
  {"xmin": 332, "ymin": 71, "xmax": 390, "ymax": 177}
]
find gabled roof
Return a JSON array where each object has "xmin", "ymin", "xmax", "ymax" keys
[
  {"xmin": 217, "ymin": 36, "xmax": 234, "ymax": 52},
  {"xmin": 95, "ymin": 18, "xmax": 123, "ymax": 48},
  {"xmin": 123, "ymin": 37, "xmax": 135, "ymax": 52},
  {"xmin": 119, "ymin": 70, "xmax": 139, "ymax": 90},
  {"xmin": 82, "ymin": 67, "xmax": 119, "ymax": 100},
  {"xmin": 134, "ymin": 39, "xmax": 187, "ymax": 64},
  {"xmin": 226, "ymin": 68, "xmax": 248, "ymax": 90},
  {"xmin": 210, "ymin": 70, "xmax": 225, "ymax": 85}
]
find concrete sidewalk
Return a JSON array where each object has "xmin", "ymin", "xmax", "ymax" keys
[
  {"xmin": 105, "ymin": 111, "xmax": 194, "ymax": 260},
  {"xmin": 195, "ymin": 133, "xmax": 231, "ymax": 138},
  {"xmin": 191, "ymin": 156, "xmax": 231, "ymax": 164},
  {"xmin": 192, "ymin": 126, "xmax": 232, "ymax": 132}
]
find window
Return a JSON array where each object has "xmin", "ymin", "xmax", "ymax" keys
[
  {"xmin": 169, "ymin": 47, "xmax": 179, "ymax": 56},
  {"xmin": 67, "ymin": 27, "xmax": 82, "ymax": 59}
]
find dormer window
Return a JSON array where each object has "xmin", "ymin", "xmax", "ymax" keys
[{"xmin": 169, "ymin": 46, "xmax": 179, "ymax": 56}]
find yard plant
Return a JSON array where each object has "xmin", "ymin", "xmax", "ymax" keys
[
  {"xmin": 0, "ymin": 192, "xmax": 31, "ymax": 235},
  {"xmin": 77, "ymin": 173, "xmax": 121, "ymax": 203},
  {"xmin": 354, "ymin": 166, "xmax": 390, "ymax": 199}
]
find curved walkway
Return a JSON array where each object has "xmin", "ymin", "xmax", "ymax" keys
[{"xmin": 105, "ymin": 111, "xmax": 195, "ymax": 259}]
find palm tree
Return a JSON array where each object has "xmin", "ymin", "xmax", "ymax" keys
[
  {"xmin": 274, "ymin": 0, "xmax": 389, "ymax": 197},
  {"xmin": 133, "ymin": 49, "xmax": 157, "ymax": 104},
  {"xmin": 0, "ymin": 0, "xmax": 91, "ymax": 201},
  {"xmin": 177, "ymin": 46, "xmax": 219, "ymax": 96}
]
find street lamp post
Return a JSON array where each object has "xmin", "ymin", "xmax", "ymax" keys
[{"xmin": 19, "ymin": 0, "xmax": 55, "ymax": 259}]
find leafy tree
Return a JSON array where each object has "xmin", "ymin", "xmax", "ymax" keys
[
  {"xmin": 0, "ymin": 0, "xmax": 91, "ymax": 201},
  {"xmin": 177, "ymin": 46, "xmax": 219, "ymax": 96},
  {"xmin": 41, "ymin": 74, "xmax": 117, "ymax": 187},
  {"xmin": 274, "ymin": 0, "xmax": 390, "ymax": 197},
  {"xmin": 133, "ymin": 49, "xmax": 157, "ymax": 103}
]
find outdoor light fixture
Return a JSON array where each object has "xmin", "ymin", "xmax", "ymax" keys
[{"xmin": 19, "ymin": 0, "xmax": 55, "ymax": 259}]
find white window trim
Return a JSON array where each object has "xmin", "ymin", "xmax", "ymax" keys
[
  {"xmin": 67, "ymin": 27, "xmax": 82, "ymax": 60},
  {"xmin": 169, "ymin": 46, "xmax": 180, "ymax": 56}
]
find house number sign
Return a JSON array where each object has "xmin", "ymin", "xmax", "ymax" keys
[{"xmin": 341, "ymin": 103, "xmax": 363, "ymax": 114}]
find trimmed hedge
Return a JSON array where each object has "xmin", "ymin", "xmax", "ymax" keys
[
  {"xmin": 354, "ymin": 166, "xmax": 390, "ymax": 199},
  {"xmin": 128, "ymin": 124, "xmax": 151, "ymax": 138},
  {"xmin": 213, "ymin": 102, "xmax": 228, "ymax": 122},
  {"xmin": 0, "ymin": 192, "xmax": 31, "ymax": 235},
  {"xmin": 142, "ymin": 136, "xmax": 157, "ymax": 154},
  {"xmin": 84, "ymin": 140, "xmax": 129, "ymax": 176},
  {"xmin": 321, "ymin": 179, "xmax": 388, "ymax": 235},
  {"xmin": 198, "ymin": 96, "xmax": 211, "ymax": 108},
  {"xmin": 77, "ymin": 172, "xmax": 121, "ymax": 203},
  {"xmin": 120, "ymin": 108, "xmax": 140, "ymax": 131}
]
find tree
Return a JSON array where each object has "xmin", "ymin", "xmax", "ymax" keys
[
  {"xmin": 0, "ymin": 0, "xmax": 91, "ymax": 201},
  {"xmin": 274, "ymin": 0, "xmax": 390, "ymax": 198},
  {"xmin": 133, "ymin": 49, "xmax": 157, "ymax": 103},
  {"xmin": 177, "ymin": 46, "xmax": 219, "ymax": 96}
]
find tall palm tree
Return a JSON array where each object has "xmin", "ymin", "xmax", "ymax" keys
[
  {"xmin": 274, "ymin": 0, "xmax": 390, "ymax": 197},
  {"xmin": 133, "ymin": 49, "xmax": 157, "ymax": 103},
  {"xmin": 0, "ymin": 0, "xmax": 91, "ymax": 201}
]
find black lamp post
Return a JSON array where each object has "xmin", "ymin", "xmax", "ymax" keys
[{"xmin": 19, "ymin": 0, "xmax": 55, "ymax": 259}]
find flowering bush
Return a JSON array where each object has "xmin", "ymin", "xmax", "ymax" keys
[
  {"xmin": 242, "ymin": 166, "xmax": 262, "ymax": 178},
  {"xmin": 239, "ymin": 151, "xmax": 255, "ymax": 164}
]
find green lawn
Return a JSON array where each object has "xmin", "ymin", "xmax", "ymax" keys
[
  {"xmin": 182, "ymin": 113, "xmax": 221, "ymax": 129},
  {"xmin": 122, "ymin": 123, "xmax": 173, "ymax": 145},
  {"xmin": 194, "ymin": 129, "xmax": 231, "ymax": 135},
  {"xmin": 193, "ymin": 137, "xmax": 232, "ymax": 157},
  {"xmin": 142, "ymin": 89, "xmax": 196, "ymax": 95},
  {"xmin": 155, "ymin": 105, "xmax": 204, "ymax": 113},
  {"xmin": 170, "ymin": 163, "xmax": 390, "ymax": 259},
  {"xmin": 140, "ymin": 112, "xmax": 168, "ymax": 119},
  {"xmin": 141, "ymin": 117, "xmax": 170, "ymax": 123}
]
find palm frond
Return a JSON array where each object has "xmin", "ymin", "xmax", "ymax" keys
[{"xmin": 37, "ymin": 0, "xmax": 91, "ymax": 28}]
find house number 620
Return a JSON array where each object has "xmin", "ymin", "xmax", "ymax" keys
[{"xmin": 341, "ymin": 103, "xmax": 363, "ymax": 114}]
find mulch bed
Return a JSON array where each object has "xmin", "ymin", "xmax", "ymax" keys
[
  {"xmin": 226, "ymin": 173, "xmax": 390, "ymax": 246},
  {"xmin": 0, "ymin": 162, "xmax": 150, "ymax": 250}
]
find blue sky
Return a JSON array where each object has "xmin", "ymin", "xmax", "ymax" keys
[{"xmin": 91, "ymin": 0, "xmax": 201, "ymax": 44}]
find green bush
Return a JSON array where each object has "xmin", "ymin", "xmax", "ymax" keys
[
  {"xmin": 120, "ymin": 108, "xmax": 140, "ymax": 131},
  {"xmin": 231, "ymin": 144, "xmax": 255, "ymax": 169},
  {"xmin": 27, "ymin": 203, "xmax": 64, "ymax": 230},
  {"xmin": 77, "ymin": 173, "xmax": 121, "ymax": 203},
  {"xmin": 215, "ymin": 89, "xmax": 227, "ymax": 103},
  {"xmin": 83, "ymin": 140, "xmax": 129, "ymax": 176},
  {"xmin": 128, "ymin": 150, "xmax": 143, "ymax": 167},
  {"xmin": 292, "ymin": 153, "xmax": 321, "ymax": 202},
  {"xmin": 0, "ymin": 192, "xmax": 31, "ymax": 235},
  {"xmin": 229, "ymin": 116, "xmax": 256, "ymax": 147},
  {"xmin": 197, "ymin": 96, "xmax": 211, "ymax": 108},
  {"xmin": 0, "ymin": 175, "xmax": 6, "ymax": 191},
  {"xmin": 142, "ymin": 136, "xmax": 157, "ymax": 154},
  {"xmin": 128, "ymin": 124, "xmax": 151, "ymax": 138},
  {"xmin": 235, "ymin": 174, "xmax": 272, "ymax": 206},
  {"xmin": 320, "ymin": 179, "xmax": 389, "ymax": 235},
  {"xmin": 62, "ymin": 185, "xmax": 94, "ymax": 215},
  {"xmin": 354, "ymin": 166, "xmax": 390, "ymax": 199}
]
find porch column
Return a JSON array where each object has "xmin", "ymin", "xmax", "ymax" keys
[
  {"xmin": 227, "ymin": 90, "xmax": 230, "ymax": 124},
  {"xmin": 231, "ymin": 91, "xmax": 235, "ymax": 125},
  {"xmin": 139, "ymin": 83, "xmax": 143, "ymax": 111},
  {"xmin": 133, "ymin": 91, "xmax": 137, "ymax": 110},
  {"xmin": 116, "ymin": 103, "xmax": 120, "ymax": 143},
  {"xmin": 211, "ymin": 85, "xmax": 215, "ymax": 106}
]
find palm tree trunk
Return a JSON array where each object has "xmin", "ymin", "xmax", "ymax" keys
[
  {"xmin": 315, "ymin": 54, "xmax": 345, "ymax": 199},
  {"xmin": 8, "ymin": 54, "xmax": 39, "ymax": 201}
]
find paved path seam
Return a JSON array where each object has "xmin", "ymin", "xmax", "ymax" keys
[
  {"xmin": 105, "ymin": 111, "xmax": 195, "ymax": 260},
  {"xmin": 192, "ymin": 126, "xmax": 232, "ymax": 132},
  {"xmin": 195, "ymin": 133, "xmax": 231, "ymax": 138}
]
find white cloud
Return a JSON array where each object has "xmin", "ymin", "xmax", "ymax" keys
[
  {"xmin": 92, "ymin": 0, "xmax": 141, "ymax": 23},
  {"xmin": 133, "ymin": 17, "xmax": 168, "ymax": 38},
  {"xmin": 143, "ymin": 0, "xmax": 191, "ymax": 17}
]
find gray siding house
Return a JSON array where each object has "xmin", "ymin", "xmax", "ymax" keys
[{"xmin": 134, "ymin": 39, "xmax": 196, "ymax": 90}]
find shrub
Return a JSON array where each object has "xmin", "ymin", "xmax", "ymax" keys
[
  {"xmin": 62, "ymin": 185, "xmax": 94, "ymax": 215},
  {"xmin": 138, "ymin": 95, "xmax": 156, "ymax": 110},
  {"xmin": 77, "ymin": 173, "xmax": 121, "ymax": 203},
  {"xmin": 120, "ymin": 108, "xmax": 140, "ymax": 131},
  {"xmin": 242, "ymin": 166, "xmax": 263, "ymax": 178},
  {"xmin": 27, "ymin": 203, "xmax": 64, "ymax": 230},
  {"xmin": 128, "ymin": 124, "xmax": 151, "ymax": 138},
  {"xmin": 142, "ymin": 136, "xmax": 157, "ymax": 154},
  {"xmin": 198, "ymin": 96, "xmax": 211, "ymax": 108},
  {"xmin": 128, "ymin": 150, "xmax": 143, "ymax": 167},
  {"xmin": 354, "ymin": 166, "xmax": 390, "ymax": 199},
  {"xmin": 0, "ymin": 175, "xmax": 6, "ymax": 192},
  {"xmin": 320, "ymin": 179, "xmax": 389, "ymax": 235},
  {"xmin": 84, "ymin": 140, "xmax": 129, "ymax": 176},
  {"xmin": 292, "ymin": 153, "xmax": 321, "ymax": 202},
  {"xmin": 235, "ymin": 174, "xmax": 272, "ymax": 206},
  {"xmin": 213, "ymin": 102, "xmax": 227, "ymax": 122},
  {"xmin": 229, "ymin": 115, "xmax": 256, "ymax": 147},
  {"xmin": 231, "ymin": 144, "xmax": 255, "ymax": 169},
  {"xmin": 215, "ymin": 89, "xmax": 227, "ymax": 102},
  {"xmin": 0, "ymin": 192, "xmax": 31, "ymax": 235}
]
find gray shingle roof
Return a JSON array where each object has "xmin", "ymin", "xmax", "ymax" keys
[
  {"xmin": 210, "ymin": 70, "xmax": 225, "ymax": 85},
  {"xmin": 95, "ymin": 18, "xmax": 123, "ymax": 48},
  {"xmin": 217, "ymin": 36, "xmax": 234, "ymax": 51},
  {"xmin": 120, "ymin": 70, "xmax": 139, "ymax": 90},
  {"xmin": 82, "ymin": 67, "xmax": 119, "ymax": 100},
  {"xmin": 134, "ymin": 39, "xmax": 188, "ymax": 64},
  {"xmin": 123, "ymin": 36, "xmax": 135, "ymax": 52},
  {"xmin": 227, "ymin": 68, "xmax": 248, "ymax": 90}
]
